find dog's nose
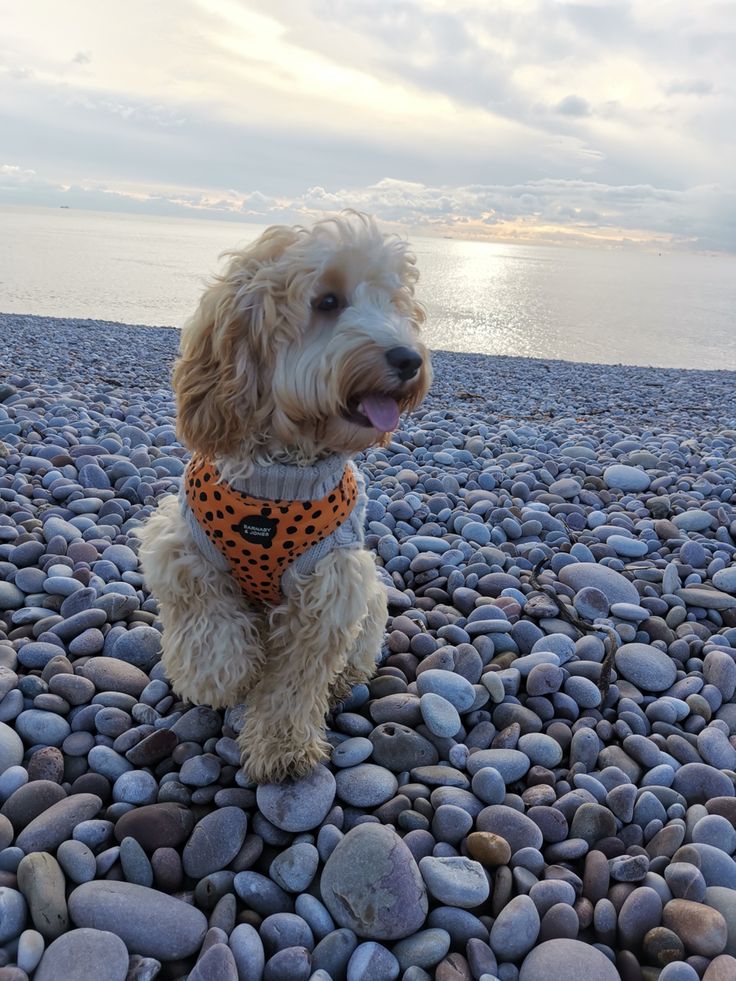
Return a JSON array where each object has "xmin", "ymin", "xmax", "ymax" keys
[{"xmin": 385, "ymin": 346, "xmax": 423, "ymax": 382}]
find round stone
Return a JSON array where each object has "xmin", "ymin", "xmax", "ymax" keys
[
  {"xmin": 257, "ymin": 766, "xmax": 337, "ymax": 832},
  {"xmin": 1, "ymin": 781, "xmax": 67, "ymax": 832},
  {"xmin": 370, "ymin": 724, "xmax": 438, "ymax": 772},
  {"xmin": 320, "ymin": 824, "xmax": 428, "ymax": 940},
  {"xmin": 0, "ymin": 886, "xmax": 27, "ymax": 943},
  {"xmin": 182, "ymin": 806, "xmax": 248, "ymax": 878},
  {"xmin": 114, "ymin": 803, "xmax": 195, "ymax": 851},
  {"xmin": 391, "ymin": 928, "xmax": 451, "ymax": 971},
  {"xmin": 189, "ymin": 943, "xmax": 239, "ymax": 981},
  {"xmin": 617, "ymin": 886, "xmax": 662, "ymax": 950},
  {"xmin": 569, "ymin": 803, "xmax": 617, "ymax": 847},
  {"xmin": 270, "ymin": 843, "xmax": 320, "ymax": 893},
  {"xmin": 415, "ymin": 670, "xmax": 476, "ymax": 711},
  {"xmin": 603, "ymin": 465, "xmax": 651, "ymax": 492},
  {"xmin": 0, "ymin": 722, "xmax": 26, "ymax": 774},
  {"xmin": 419, "ymin": 693, "xmax": 462, "ymax": 738},
  {"xmin": 34, "ymin": 928, "xmax": 129, "ymax": 981},
  {"xmin": 476, "ymin": 805, "xmax": 543, "ymax": 853},
  {"xmin": 466, "ymin": 832, "xmax": 512, "ymax": 867},
  {"xmin": 68, "ymin": 881, "xmax": 208, "ymax": 959},
  {"xmin": 615, "ymin": 643, "xmax": 677, "ymax": 692},
  {"xmin": 672, "ymin": 764, "xmax": 735, "ymax": 805},
  {"xmin": 347, "ymin": 942, "xmax": 400, "ymax": 981},
  {"xmin": 517, "ymin": 734, "xmax": 563, "ymax": 768},
  {"xmin": 490, "ymin": 894, "xmax": 540, "ymax": 960},
  {"xmin": 519, "ymin": 939, "xmax": 621, "ymax": 980},
  {"xmin": 17, "ymin": 851, "xmax": 68, "ymax": 940},
  {"xmin": 662, "ymin": 898, "xmax": 728, "ymax": 956},
  {"xmin": 704, "ymin": 887, "xmax": 736, "ymax": 957},
  {"xmin": 16, "ymin": 795, "xmax": 102, "ymax": 854},
  {"xmin": 418, "ymin": 857, "xmax": 490, "ymax": 909},
  {"xmin": 558, "ymin": 564, "xmax": 640, "ymax": 607},
  {"xmin": 335, "ymin": 765, "xmax": 399, "ymax": 807},
  {"xmin": 465, "ymin": 749, "xmax": 530, "ymax": 783}
]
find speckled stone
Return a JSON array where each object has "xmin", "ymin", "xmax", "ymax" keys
[
  {"xmin": 662, "ymin": 898, "xmax": 728, "ymax": 956},
  {"xmin": 320, "ymin": 824, "xmax": 428, "ymax": 939}
]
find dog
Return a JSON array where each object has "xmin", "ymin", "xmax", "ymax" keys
[{"xmin": 138, "ymin": 211, "xmax": 431, "ymax": 783}]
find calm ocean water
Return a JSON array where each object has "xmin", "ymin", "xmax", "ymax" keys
[{"xmin": 1, "ymin": 205, "xmax": 734, "ymax": 370}]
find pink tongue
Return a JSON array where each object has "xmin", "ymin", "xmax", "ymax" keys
[{"xmin": 360, "ymin": 395, "xmax": 400, "ymax": 432}]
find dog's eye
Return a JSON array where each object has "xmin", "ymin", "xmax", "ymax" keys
[{"xmin": 315, "ymin": 293, "xmax": 342, "ymax": 313}]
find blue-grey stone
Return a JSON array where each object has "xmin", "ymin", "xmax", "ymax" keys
[
  {"xmin": 419, "ymin": 856, "xmax": 489, "ymax": 908},
  {"xmin": 615, "ymin": 643, "xmax": 677, "ymax": 692},
  {"xmin": 34, "ymin": 928, "xmax": 129, "ymax": 981},
  {"xmin": 68, "ymin": 881, "xmax": 207, "ymax": 959},
  {"xmin": 182, "ymin": 806, "xmax": 248, "ymax": 878},
  {"xmin": 257, "ymin": 766, "xmax": 336, "ymax": 832},
  {"xmin": 320, "ymin": 824, "xmax": 428, "ymax": 939}
]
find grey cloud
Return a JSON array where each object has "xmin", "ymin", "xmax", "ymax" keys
[
  {"xmin": 72, "ymin": 51, "xmax": 92, "ymax": 65},
  {"xmin": 553, "ymin": 95, "xmax": 592, "ymax": 117},
  {"xmin": 664, "ymin": 78, "xmax": 714, "ymax": 96}
]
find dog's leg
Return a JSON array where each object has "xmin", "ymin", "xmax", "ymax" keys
[
  {"xmin": 240, "ymin": 548, "xmax": 375, "ymax": 783},
  {"xmin": 138, "ymin": 495, "xmax": 266, "ymax": 708},
  {"xmin": 329, "ymin": 552, "xmax": 386, "ymax": 704}
]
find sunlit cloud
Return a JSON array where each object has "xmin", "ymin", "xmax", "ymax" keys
[{"xmin": 0, "ymin": 0, "xmax": 734, "ymax": 251}]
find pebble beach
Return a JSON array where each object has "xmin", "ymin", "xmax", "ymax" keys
[{"xmin": 2, "ymin": 311, "xmax": 736, "ymax": 981}]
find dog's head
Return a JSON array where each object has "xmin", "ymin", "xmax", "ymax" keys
[{"xmin": 173, "ymin": 211, "xmax": 432, "ymax": 460}]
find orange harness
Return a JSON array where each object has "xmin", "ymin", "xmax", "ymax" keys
[{"xmin": 184, "ymin": 454, "xmax": 359, "ymax": 606}]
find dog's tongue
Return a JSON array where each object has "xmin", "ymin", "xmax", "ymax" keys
[{"xmin": 360, "ymin": 395, "xmax": 400, "ymax": 432}]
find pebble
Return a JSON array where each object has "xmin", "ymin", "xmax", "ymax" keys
[
  {"xmin": 419, "ymin": 856, "xmax": 490, "ymax": 908},
  {"xmin": 335, "ymin": 764, "xmax": 399, "ymax": 807},
  {"xmin": 182, "ymin": 806, "xmax": 248, "ymax": 878},
  {"xmin": 16, "ymin": 795, "xmax": 102, "ymax": 854},
  {"xmin": 490, "ymin": 894, "xmax": 540, "ymax": 960},
  {"xmin": 68, "ymin": 880, "xmax": 208, "ymax": 959},
  {"xmin": 321, "ymin": 824, "xmax": 428, "ymax": 939},
  {"xmin": 662, "ymin": 899, "xmax": 728, "ymax": 956},
  {"xmin": 33, "ymin": 928, "xmax": 129, "ymax": 981},
  {"xmin": 16, "ymin": 852, "xmax": 68, "ymax": 940},
  {"xmin": 615, "ymin": 643, "xmax": 678, "ymax": 692},
  {"xmin": 0, "ymin": 887, "xmax": 27, "ymax": 943},
  {"xmin": 0, "ymin": 724, "xmax": 24, "ymax": 776},
  {"xmin": 347, "ymin": 942, "xmax": 400, "ymax": 981},
  {"xmin": 257, "ymin": 766, "xmax": 336, "ymax": 831},
  {"xmin": 519, "ymin": 938, "xmax": 621, "ymax": 980}
]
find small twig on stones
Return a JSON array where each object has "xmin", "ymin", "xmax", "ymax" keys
[{"xmin": 526, "ymin": 555, "xmax": 619, "ymax": 700}]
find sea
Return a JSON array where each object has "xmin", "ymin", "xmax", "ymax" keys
[{"xmin": 1, "ymin": 204, "xmax": 734, "ymax": 371}]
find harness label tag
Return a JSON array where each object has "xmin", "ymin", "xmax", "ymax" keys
[{"xmin": 235, "ymin": 511, "xmax": 278, "ymax": 547}]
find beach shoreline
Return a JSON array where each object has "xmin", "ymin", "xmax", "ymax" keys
[{"xmin": 1, "ymin": 311, "xmax": 736, "ymax": 977}]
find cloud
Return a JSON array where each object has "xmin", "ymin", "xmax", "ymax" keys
[
  {"xmin": 0, "ymin": 0, "xmax": 734, "ymax": 251},
  {"xmin": 664, "ymin": 77, "xmax": 713, "ymax": 96},
  {"xmin": 553, "ymin": 95, "xmax": 592, "ymax": 118},
  {"xmin": 3, "ymin": 162, "xmax": 732, "ymax": 253}
]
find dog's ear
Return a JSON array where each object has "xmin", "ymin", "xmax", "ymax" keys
[{"xmin": 173, "ymin": 226, "xmax": 301, "ymax": 457}]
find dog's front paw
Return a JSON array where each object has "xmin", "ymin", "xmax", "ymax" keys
[{"xmin": 242, "ymin": 735, "xmax": 330, "ymax": 785}]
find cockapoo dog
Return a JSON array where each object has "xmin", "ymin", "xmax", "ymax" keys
[{"xmin": 138, "ymin": 212, "xmax": 431, "ymax": 783}]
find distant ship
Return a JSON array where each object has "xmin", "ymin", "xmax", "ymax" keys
[{"xmin": 60, "ymin": 205, "xmax": 70, "ymax": 209}]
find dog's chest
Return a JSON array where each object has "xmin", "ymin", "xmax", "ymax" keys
[{"xmin": 184, "ymin": 455, "xmax": 359, "ymax": 605}]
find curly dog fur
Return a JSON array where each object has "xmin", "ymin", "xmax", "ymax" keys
[{"xmin": 138, "ymin": 211, "xmax": 431, "ymax": 783}]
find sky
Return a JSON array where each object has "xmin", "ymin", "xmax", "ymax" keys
[{"xmin": 1, "ymin": 0, "xmax": 735, "ymax": 252}]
